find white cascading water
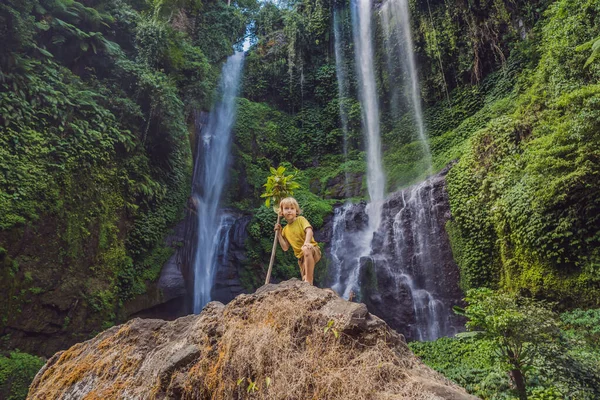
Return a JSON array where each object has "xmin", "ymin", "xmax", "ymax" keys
[
  {"xmin": 329, "ymin": 203, "xmax": 368, "ymax": 298},
  {"xmin": 329, "ymin": 0, "xmax": 458, "ymax": 341},
  {"xmin": 380, "ymin": 0, "xmax": 432, "ymax": 174},
  {"xmin": 351, "ymin": 0, "xmax": 386, "ymax": 224},
  {"xmin": 391, "ymin": 182, "xmax": 449, "ymax": 340},
  {"xmin": 192, "ymin": 50, "xmax": 245, "ymax": 314},
  {"xmin": 329, "ymin": 0, "xmax": 388, "ymax": 300},
  {"xmin": 380, "ymin": 0, "xmax": 442, "ymax": 339}
]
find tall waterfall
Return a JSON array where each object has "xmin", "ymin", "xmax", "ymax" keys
[
  {"xmin": 380, "ymin": 0, "xmax": 432, "ymax": 174},
  {"xmin": 351, "ymin": 0, "xmax": 385, "ymax": 229},
  {"xmin": 329, "ymin": 0, "xmax": 463, "ymax": 341},
  {"xmin": 328, "ymin": 0, "xmax": 388, "ymax": 300},
  {"xmin": 191, "ymin": 51, "xmax": 245, "ymax": 314}
]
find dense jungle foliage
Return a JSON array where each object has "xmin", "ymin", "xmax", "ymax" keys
[
  {"xmin": 410, "ymin": 294, "xmax": 600, "ymax": 399},
  {"xmin": 0, "ymin": 0, "xmax": 253, "ymax": 353},
  {"xmin": 1, "ymin": 0, "xmax": 600, "ymax": 398}
]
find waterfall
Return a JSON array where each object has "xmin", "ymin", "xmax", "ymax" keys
[
  {"xmin": 329, "ymin": 0, "xmax": 462, "ymax": 341},
  {"xmin": 351, "ymin": 0, "xmax": 385, "ymax": 229},
  {"xmin": 333, "ymin": 8, "xmax": 351, "ymax": 196},
  {"xmin": 329, "ymin": 203, "xmax": 371, "ymax": 299},
  {"xmin": 380, "ymin": 0, "xmax": 432, "ymax": 174},
  {"xmin": 328, "ymin": 174, "xmax": 462, "ymax": 340},
  {"xmin": 390, "ymin": 181, "xmax": 450, "ymax": 340},
  {"xmin": 191, "ymin": 50, "xmax": 245, "ymax": 314}
]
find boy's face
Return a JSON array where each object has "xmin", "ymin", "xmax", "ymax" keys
[{"xmin": 281, "ymin": 204, "xmax": 297, "ymax": 221}]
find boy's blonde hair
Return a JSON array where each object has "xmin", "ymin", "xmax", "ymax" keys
[{"xmin": 279, "ymin": 197, "xmax": 302, "ymax": 216}]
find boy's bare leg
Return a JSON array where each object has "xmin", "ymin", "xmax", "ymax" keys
[
  {"xmin": 299, "ymin": 261, "xmax": 306, "ymax": 282},
  {"xmin": 302, "ymin": 249, "xmax": 315, "ymax": 285}
]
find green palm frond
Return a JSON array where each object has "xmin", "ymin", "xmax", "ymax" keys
[
  {"xmin": 261, "ymin": 165, "xmax": 300, "ymax": 213},
  {"xmin": 576, "ymin": 35, "xmax": 600, "ymax": 68}
]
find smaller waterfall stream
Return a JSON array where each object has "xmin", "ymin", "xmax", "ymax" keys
[
  {"xmin": 191, "ymin": 50, "xmax": 245, "ymax": 314},
  {"xmin": 333, "ymin": 8, "xmax": 351, "ymax": 196},
  {"xmin": 390, "ymin": 182, "xmax": 450, "ymax": 340}
]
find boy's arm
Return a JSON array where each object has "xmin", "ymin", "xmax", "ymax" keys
[
  {"xmin": 302, "ymin": 227, "xmax": 314, "ymax": 248},
  {"xmin": 274, "ymin": 224, "xmax": 290, "ymax": 251}
]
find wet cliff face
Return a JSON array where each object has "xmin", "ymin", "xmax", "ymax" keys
[
  {"xmin": 326, "ymin": 167, "xmax": 465, "ymax": 341},
  {"xmin": 181, "ymin": 208, "xmax": 251, "ymax": 308},
  {"xmin": 0, "ymin": 218, "xmax": 190, "ymax": 358},
  {"xmin": 210, "ymin": 213, "xmax": 251, "ymax": 303},
  {"xmin": 0, "ymin": 215, "xmax": 123, "ymax": 358}
]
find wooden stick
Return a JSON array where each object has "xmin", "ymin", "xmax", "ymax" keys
[{"xmin": 265, "ymin": 214, "xmax": 281, "ymax": 285}]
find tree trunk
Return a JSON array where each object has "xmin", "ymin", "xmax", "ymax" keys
[{"xmin": 510, "ymin": 369, "xmax": 527, "ymax": 400}]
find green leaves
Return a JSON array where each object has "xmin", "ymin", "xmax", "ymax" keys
[
  {"xmin": 576, "ymin": 36, "xmax": 600, "ymax": 68},
  {"xmin": 0, "ymin": 351, "xmax": 45, "ymax": 400},
  {"xmin": 323, "ymin": 319, "xmax": 339, "ymax": 339},
  {"xmin": 461, "ymin": 289, "xmax": 561, "ymax": 369},
  {"xmin": 260, "ymin": 165, "xmax": 300, "ymax": 212}
]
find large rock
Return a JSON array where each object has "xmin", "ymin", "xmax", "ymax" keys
[{"xmin": 28, "ymin": 280, "xmax": 478, "ymax": 400}]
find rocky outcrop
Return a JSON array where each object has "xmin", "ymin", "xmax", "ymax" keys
[{"xmin": 28, "ymin": 280, "xmax": 477, "ymax": 400}]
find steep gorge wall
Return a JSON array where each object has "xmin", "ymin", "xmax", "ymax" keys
[{"xmin": 0, "ymin": 0, "xmax": 249, "ymax": 357}]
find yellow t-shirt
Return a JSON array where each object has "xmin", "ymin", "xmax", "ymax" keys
[{"xmin": 281, "ymin": 216, "xmax": 318, "ymax": 258}]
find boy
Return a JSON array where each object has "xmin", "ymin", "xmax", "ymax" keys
[{"xmin": 274, "ymin": 197, "xmax": 321, "ymax": 285}]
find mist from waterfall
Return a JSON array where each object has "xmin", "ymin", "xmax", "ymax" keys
[
  {"xmin": 191, "ymin": 50, "xmax": 245, "ymax": 314},
  {"xmin": 380, "ymin": 0, "xmax": 432, "ymax": 174}
]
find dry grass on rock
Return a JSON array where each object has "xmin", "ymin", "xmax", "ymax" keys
[{"xmin": 28, "ymin": 280, "xmax": 477, "ymax": 400}]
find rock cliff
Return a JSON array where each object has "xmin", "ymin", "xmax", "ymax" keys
[{"xmin": 28, "ymin": 280, "xmax": 476, "ymax": 400}]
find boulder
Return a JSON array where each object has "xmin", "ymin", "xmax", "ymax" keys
[{"xmin": 28, "ymin": 280, "xmax": 478, "ymax": 400}]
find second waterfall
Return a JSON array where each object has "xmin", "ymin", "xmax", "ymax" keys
[{"xmin": 191, "ymin": 50, "xmax": 246, "ymax": 314}]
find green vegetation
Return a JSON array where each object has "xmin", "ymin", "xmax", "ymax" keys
[
  {"xmin": 411, "ymin": 296, "xmax": 600, "ymax": 399},
  {"xmin": 444, "ymin": 0, "xmax": 600, "ymax": 304},
  {"xmin": 456, "ymin": 289, "xmax": 562, "ymax": 399},
  {"xmin": 0, "ymin": 351, "xmax": 45, "ymax": 400},
  {"xmin": 2, "ymin": 0, "xmax": 600, "ymax": 397},
  {"xmin": 0, "ymin": 0, "xmax": 251, "ymax": 347}
]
